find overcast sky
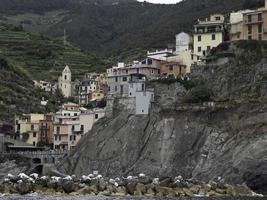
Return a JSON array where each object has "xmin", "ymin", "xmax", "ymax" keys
[{"xmin": 137, "ymin": 0, "xmax": 181, "ymax": 4}]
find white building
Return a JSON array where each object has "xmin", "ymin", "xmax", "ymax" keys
[
  {"xmin": 33, "ymin": 80, "xmax": 57, "ymax": 93},
  {"xmin": 107, "ymin": 60, "xmax": 160, "ymax": 96},
  {"xmin": 192, "ymin": 14, "xmax": 225, "ymax": 62},
  {"xmin": 128, "ymin": 77, "xmax": 154, "ymax": 115},
  {"xmin": 58, "ymin": 65, "xmax": 72, "ymax": 98},
  {"xmin": 175, "ymin": 32, "xmax": 192, "ymax": 53},
  {"xmin": 147, "ymin": 49, "xmax": 173, "ymax": 61},
  {"xmin": 165, "ymin": 32, "xmax": 193, "ymax": 73}
]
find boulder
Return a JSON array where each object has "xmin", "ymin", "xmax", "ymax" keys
[
  {"xmin": 232, "ymin": 185, "xmax": 253, "ymax": 196},
  {"xmin": 98, "ymin": 179, "xmax": 107, "ymax": 191},
  {"xmin": 134, "ymin": 183, "xmax": 146, "ymax": 196},
  {"xmin": 126, "ymin": 182, "xmax": 136, "ymax": 195},
  {"xmin": 78, "ymin": 185, "xmax": 98, "ymax": 195},
  {"xmin": 182, "ymin": 188, "xmax": 194, "ymax": 197},
  {"xmin": 189, "ymin": 185, "xmax": 201, "ymax": 194},
  {"xmin": 159, "ymin": 177, "xmax": 173, "ymax": 187},
  {"xmin": 62, "ymin": 181, "xmax": 76, "ymax": 194},
  {"xmin": 16, "ymin": 182, "xmax": 32, "ymax": 195}
]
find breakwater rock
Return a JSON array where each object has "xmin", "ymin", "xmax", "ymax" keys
[{"xmin": 0, "ymin": 173, "xmax": 263, "ymax": 197}]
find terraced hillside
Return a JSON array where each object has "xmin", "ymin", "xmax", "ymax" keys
[
  {"xmin": 0, "ymin": 24, "xmax": 110, "ymax": 80},
  {"xmin": 0, "ymin": 57, "xmax": 64, "ymax": 122}
]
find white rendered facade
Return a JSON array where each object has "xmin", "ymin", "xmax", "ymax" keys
[{"xmin": 193, "ymin": 14, "xmax": 225, "ymax": 61}]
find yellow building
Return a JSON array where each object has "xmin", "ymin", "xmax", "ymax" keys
[
  {"xmin": 96, "ymin": 73, "xmax": 107, "ymax": 85},
  {"xmin": 15, "ymin": 114, "xmax": 44, "ymax": 146},
  {"xmin": 193, "ymin": 14, "xmax": 225, "ymax": 62},
  {"xmin": 92, "ymin": 90, "xmax": 104, "ymax": 101}
]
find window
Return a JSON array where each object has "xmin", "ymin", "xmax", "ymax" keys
[
  {"xmin": 152, "ymin": 69, "xmax": 154, "ymax": 74},
  {"xmin": 207, "ymin": 46, "xmax": 211, "ymax": 52},
  {"xmin": 168, "ymin": 65, "xmax": 173, "ymax": 71},
  {"xmin": 81, "ymin": 125, "xmax": 84, "ymax": 131},
  {"xmin": 123, "ymin": 77, "xmax": 127, "ymax": 82},
  {"xmin": 74, "ymin": 113, "xmax": 78, "ymax": 116},
  {"xmin": 259, "ymin": 34, "xmax": 262, "ymax": 40},
  {"xmin": 115, "ymin": 86, "xmax": 117, "ymax": 92},
  {"xmin": 198, "ymin": 35, "xmax": 201, "ymax": 41},
  {"xmin": 248, "ymin": 35, "xmax": 252, "ymax": 40},
  {"xmin": 248, "ymin": 25, "xmax": 252, "ymax": 34},
  {"xmin": 142, "ymin": 84, "xmax": 145, "ymax": 91},
  {"xmin": 258, "ymin": 24, "xmax": 262, "ymax": 33},
  {"xmin": 212, "ymin": 34, "xmax": 216, "ymax": 40},
  {"xmin": 215, "ymin": 16, "xmax": 221, "ymax": 21},
  {"xmin": 137, "ymin": 68, "xmax": 140, "ymax": 73},
  {"xmin": 95, "ymin": 114, "xmax": 98, "ymax": 119},
  {"xmin": 248, "ymin": 15, "xmax": 252, "ymax": 22},
  {"xmin": 126, "ymin": 69, "xmax": 128, "ymax": 74},
  {"xmin": 115, "ymin": 77, "xmax": 118, "ymax": 82},
  {"xmin": 198, "ymin": 47, "xmax": 202, "ymax": 52},
  {"xmin": 31, "ymin": 125, "xmax": 34, "ymax": 131},
  {"xmin": 258, "ymin": 13, "xmax": 262, "ymax": 21},
  {"xmin": 72, "ymin": 125, "xmax": 75, "ymax": 131},
  {"xmin": 56, "ymin": 126, "xmax": 60, "ymax": 134},
  {"xmin": 65, "ymin": 75, "xmax": 67, "ymax": 80},
  {"xmin": 33, "ymin": 142, "xmax": 36, "ymax": 146},
  {"xmin": 33, "ymin": 132, "xmax": 36, "ymax": 138}
]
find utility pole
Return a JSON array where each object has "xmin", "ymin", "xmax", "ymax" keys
[{"xmin": 63, "ymin": 28, "xmax": 67, "ymax": 46}]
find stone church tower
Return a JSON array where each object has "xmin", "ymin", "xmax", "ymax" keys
[{"xmin": 58, "ymin": 65, "xmax": 72, "ymax": 98}]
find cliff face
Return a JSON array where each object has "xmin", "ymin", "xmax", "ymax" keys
[{"xmin": 59, "ymin": 44, "xmax": 267, "ymax": 193}]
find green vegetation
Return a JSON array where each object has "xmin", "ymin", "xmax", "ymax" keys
[
  {"xmin": 0, "ymin": 56, "xmax": 66, "ymax": 122},
  {"xmin": 182, "ymin": 85, "xmax": 213, "ymax": 103},
  {"xmin": 0, "ymin": 24, "xmax": 111, "ymax": 80},
  {"xmin": 0, "ymin": 0, "xmax": 256, "ymax": 59},
  {"xmin": 234, "ymin": 40, "xmax": 267, "ymax": 64}
]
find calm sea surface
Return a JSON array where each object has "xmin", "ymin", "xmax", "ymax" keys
[{"xmin": 0, "ymin": 195, "xmax": 265, "ymax": 200}]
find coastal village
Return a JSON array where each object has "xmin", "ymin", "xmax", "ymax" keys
[{"xmin": 1, "ymin": 1, "xmax": 267, "ymax": 153}]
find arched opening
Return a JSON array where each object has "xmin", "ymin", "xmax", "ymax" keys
[{"xmin": 32, "ymin": 158, "xmax": 42, "ymax": 164}]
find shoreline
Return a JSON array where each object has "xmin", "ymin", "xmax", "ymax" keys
[{"xmin": 0, "ymin": 173, "xmax": 264, "ymax": 198}]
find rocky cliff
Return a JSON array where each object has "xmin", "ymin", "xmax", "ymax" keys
[{"xmin": 58, "ymin": 41, "xmax": 267, "ymax": 193}]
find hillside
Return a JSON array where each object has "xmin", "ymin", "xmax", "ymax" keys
[
  {"xmin": 0, "ymin": 0, "xmax": 264, "ymax": 60},
  {"xmin": 0, "ymin": 57, "xmax": 64, "ymax": 123},
  {"xmin": 0, "ymin": 24, "xmax": 110, "ymax": 80},
  {"xmin": 58, "ymin": 41, "xmax": 267, "ymax": 194}
]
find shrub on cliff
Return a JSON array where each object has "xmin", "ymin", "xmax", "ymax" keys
[{"xmin": 182, "ymin": 85, "xmax": 213, "ymax": 103}]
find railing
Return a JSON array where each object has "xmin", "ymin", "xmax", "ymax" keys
[{"xmin": 0, "ymin": 150, "xmax": 69, "ymax": 156}]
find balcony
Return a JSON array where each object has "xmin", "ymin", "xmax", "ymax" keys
[{"xmin": 194, "ymin": 28, "xmax": 223, "ymax": 34}]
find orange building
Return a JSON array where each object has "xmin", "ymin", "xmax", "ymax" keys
[
  {"xmin": 160, "ymin": 61, "xmax": 186, "ymax": 78},
  {"xmin": 242, "ymin": 1, "xmax": 267, "ymax": 40},
  {"xmin": 38, "ymin": 114, "xmax": 54, "ymax": 149}
]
